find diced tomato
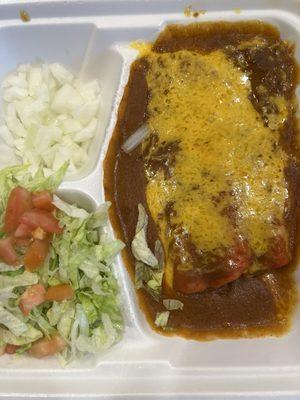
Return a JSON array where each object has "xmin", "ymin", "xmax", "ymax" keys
[
  {"xmin": 32, "ymin": 190, "xmax": 54, "ymax": 212},
  {"xmin": 4, "ymin": 186, "xmax": 32, "ymax": 233},
  {"xmin": 5, "ymin": 344, "xmax": 19, "ymax": 354},
  {"xmin": 0, "ymin": 237, "xmax": 18, "ymax": 265},
  {"xmin": 44, "ymin": 284, "xmax": 74, "ymax": 302},
  {"xmin": 20, "ymin": 209, "xmax": 63, "ymax": 234},
  {"xmin": 24, "ymin": 239, "xmax": 50, "ymax": 272},
  {"xmin": 28, "ymin": 335, "xmax": 67, "ymax": 358},
  {"xmin": 14, "ymin": 223, "xmax": 32, "ymax": 238},
  {"xmin": 15, "ymin": 237, "xmax": 32, "ymax": 247},
  {"xmin": 19, "ymin": 284, "xmax": 46, "ymax": 315}
]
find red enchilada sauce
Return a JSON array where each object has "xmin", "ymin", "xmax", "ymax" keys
[{"xmin": 104, "ymin": 21, "xmax": 299, "ymax": 339}]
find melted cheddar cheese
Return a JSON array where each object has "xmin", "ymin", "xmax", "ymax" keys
[{"xmin": 142, "ymin": 49, "xmax": 289, "ymax": 288}]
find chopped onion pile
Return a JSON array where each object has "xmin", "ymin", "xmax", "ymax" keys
[{"xmin": 0, "ymin": 63, "xmax": 101, "ymax": 175}]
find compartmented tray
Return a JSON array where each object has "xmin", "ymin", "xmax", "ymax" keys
[{"xmin": 0, "ymin": 0, "xmax": 299, "ymax": 398}]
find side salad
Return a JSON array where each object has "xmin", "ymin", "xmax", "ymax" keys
[{"xmin": 0, "ymin": 163, "xmax": 124, "ymax": 363}]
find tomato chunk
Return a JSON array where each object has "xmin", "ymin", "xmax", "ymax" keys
[
  {"xmin": 5, "ymin": 344, "xmax": 19, "ymax": 354},
  {"xmin": 4, "ymin": 186, "xmax": 32, "ymax": 233},
  {"xmin": 32, "ymin": 190, "xmax": 54, "ymax": 212},
  {"xmin": 19, "ymin": 284, "xmax": 46, "ymax": 315},
  {"xmin": 44, "ymin": 284, "xmax": 74, "ymax": 302},
  {"xmin": 24, "ymin": 239, "xmax": 50, "ymax": 272},
  {"xmin": 14, "ymin": 223, "xmax": 32, "ymax": 238},
  {"xmin": 28, "ymin": 335, "xmax": 67, "ymax": 358},
  {"xmin": 0, "ymin": 237, "xmax": 18, "ymax": 265},
  {"xmin": 20, "ymin": 209, "xmax": 63, "ymax": 234}
]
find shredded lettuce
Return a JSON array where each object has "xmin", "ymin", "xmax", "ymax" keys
[
  {"xmin": 134, "ymin": 260, "xmax": 163, "ymax": 300},
  {"xmin": 95, "ymin": 238, "xmax": 125, "ymax": 263},
  {"xmin": 0, "ymin": 325, "xmax": 42, "ymax": 345},
  {"xmin": 0, "ymin": 262, "xmax": 23, "ymax": 272},
  {"xmin": 131, "ymin": 204, "xmax": 158, "ymax": 267},
  {"xmin": 0, "ymin": 305, "xmax": 28, "ymax": 336},
  {"xmin": 30, "ymin": 307, "xmax": 56, "ymax": 335},
  {"xmin": 46, "ymin": 301, "xmax": 65, "ymax": 326},
  {"xmin": 154, "ymin": 311, "xmax": 169, "ymax": 328},
  {"xmin": 57, "ymin": 301, "xmax": 75, "ymax": 340},
  {"xmin": 75, "ymin": 303, "xmax": 89, "ymax": 337},
  {"xmin": 163, "ymin": 299, "xmax": 184, "ymax": 311},
  {"xmin": 15, "ymin": 343, "xmax": 32, "ymax": 354},
  {"xmin": 154, "ymin": 240, "xmax": 164, "ymax": 269},
  {"xmin": 52, "ymin": 195, "xmax": 89, "ymax": 219},
  {"xmin": 0, "ymin": 166, "xmax": 123, "ymax": 364},
  {"xmin": 0, "ymin": 271, "xmax": 38, "ymax": 291},
  {"xmin": 75, "ymin": 313, "xmax": 118, "ymax": 354},
  {"xmin": 0, "ymin": 288, "xmax": 16, "ymax": 303},
  {"xmin": 130, "ymin": 204, "xmax": 165, "ymax": 301},
  {"xmin": 78, "ymin": 259, "xmax": 99, "ymax": 279},
  {"xmin": 25, "ymin": 162, "xmax": 68, "ymax": 192},
  {"xmin": 87, "ymin": 202, "xmax": 111, "ymax": 229},
  {"xmin": 49, "ymin": 204, "xmax": 124, "ymax": 363},
  {"xmin": 46, "ymin": 195, "xmax": 123, "ymax": 362},
  {"xmin": 135, "ymin": 261, "xmax": 145, "ymax": 290},
  {"xmin": 77, "ymin": 293, "xmax": 97, "ymax": 324}
]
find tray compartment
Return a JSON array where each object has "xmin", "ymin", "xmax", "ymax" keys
[{"xmin": 0, "ymin": 2, "xmax": 299, "ymax": 396}]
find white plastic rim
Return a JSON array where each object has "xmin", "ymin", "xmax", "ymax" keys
[{"xmin": 0, "ymin": 0, "xmax": 299, "ymax": 398}]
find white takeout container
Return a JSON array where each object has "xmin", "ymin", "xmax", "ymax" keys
[{"xmin": 0, "ymin": 0, "xmax": 299, "ymax": 398}]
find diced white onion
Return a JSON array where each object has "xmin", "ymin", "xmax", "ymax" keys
[
  {"xmin": 3, "ymin": 86, "xmax": 28, "ymax": 102},
  {"xmin": 121, "ymin": 124, "xmax": 149, "ymax": 153},
  {"xmin": 0, "ymin": 144, "xmax": 19, "ymax": 165},
  {"xmin": 49, "ymin": 63, "xmax": 74, "ymax": 85},
  {"xmin": 0, "ymin": 62, "xmax": 101, "ymax": 176},
  {"xmin": 0, "ymin": 125, "xmax": 14, "ymax": 146},
  {"xmin": 73, "ymin": 118, "xmax": 97, "ymax": 143}
]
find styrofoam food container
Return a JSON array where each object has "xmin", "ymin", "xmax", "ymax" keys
[{"xmin": 0, "ymin": 0, "xmax": 299, "ymax": 398}]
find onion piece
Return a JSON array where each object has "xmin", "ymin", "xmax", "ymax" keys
[{"xmin": 121, "ymin": 124, "xmax": 149, "ymax": 153}]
